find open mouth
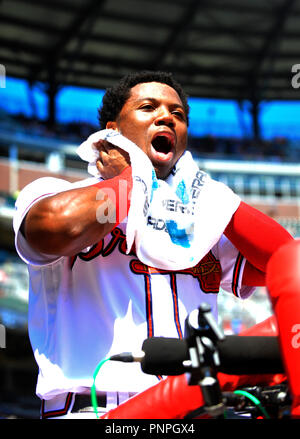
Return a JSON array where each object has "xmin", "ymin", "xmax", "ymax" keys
[{"xmin": 151, "ymin": 132, "xmax": 175, "ymax": 161}]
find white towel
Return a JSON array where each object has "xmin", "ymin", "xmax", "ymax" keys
[{"xmin": 77, "ymin": 129, "xmax": 241, "ymax": 270}]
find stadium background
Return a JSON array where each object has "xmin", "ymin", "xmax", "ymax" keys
[{"xmin": 0, "ymin": 0, "xmax": 300, "ymax": 418}]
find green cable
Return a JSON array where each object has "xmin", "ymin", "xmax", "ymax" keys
[
  {"xmin": 91, "ymin": 357, "xmax": 111, "ymax": 419},
  {"xmin": 91, "ymin": 361, "xmax": 271, "ymax": 420},
  {"xmin": 234, "ymin": 389, "xmax": 271, "ymax": 419}
]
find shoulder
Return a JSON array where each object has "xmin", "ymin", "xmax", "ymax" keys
[{"xmin": 15, "ymin": 176, "xmax": 98, "ymax": 208}]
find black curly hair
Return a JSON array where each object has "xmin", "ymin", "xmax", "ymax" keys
[{"xmin": 98, "ymin": 71, "xmax": 189, "ymax": 129}]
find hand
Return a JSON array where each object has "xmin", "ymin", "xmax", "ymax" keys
[{"xmin": 94, "ymin": 139, "xmax": 131, "ymax": 179}]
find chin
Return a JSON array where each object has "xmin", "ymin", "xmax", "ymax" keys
[{"xmin": 154, "ymin": 166, "xmax": 171, "ymax": 180}]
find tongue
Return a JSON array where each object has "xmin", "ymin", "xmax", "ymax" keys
[{"xmin": 151, "ymin": 144, "xmax": 173, "ymax": 162}]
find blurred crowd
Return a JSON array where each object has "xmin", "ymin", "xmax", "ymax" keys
[
  {"xmin": 1, "ymin": 111, "xmax": 299, "ymax": 163},
  {"xmin": 188, "ymin": 134, "xmax": 295, "ymax": 162},
  {"xmin": 7, "ymin": 112, "xmax": 96, "ymax": 143}
]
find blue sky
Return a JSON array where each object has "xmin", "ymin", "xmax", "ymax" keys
[{"xmin": 1, "ymin": 76, "xmax": 300, "ymax": 139}]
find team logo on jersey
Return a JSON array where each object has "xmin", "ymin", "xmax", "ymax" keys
[
  {"xmin": 70, "ymin": 227, "xmax": 221, "ymax": 293},
  {"xmin": 69, "ymin": 227, "xmax": 134, "ymax": 268},
  {"xmin": 130, "ymin": 251, "xmax": 221, "ymax": 294}
]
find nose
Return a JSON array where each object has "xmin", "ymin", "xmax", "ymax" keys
[{"xmin": 154, "ymin": 106, "xmax": 175, "ymax": 128}]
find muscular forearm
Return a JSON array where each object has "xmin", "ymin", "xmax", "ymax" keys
[{"xmin": 23, "ymin": 166, "xmax": 132, "ymax": 256}]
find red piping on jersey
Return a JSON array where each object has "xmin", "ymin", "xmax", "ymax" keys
[
  {"xmin": 144, "ymin": 274, "xmax": 154, "ymax": 339},
  {"xmin": 170, "ymin": 273, "xmax": 183, "ymax": 339},
  {"xmin": 232, "ymin": 252, "xmax": 244, "ymax": 297},
  {"xmin": 144, "ymin": 272, "xmax": 163, "ymax": 382}
]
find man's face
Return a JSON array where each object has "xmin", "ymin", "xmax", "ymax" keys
[{"xmin": 107, "ymin": 82, "xmax": 188, "ymax": 179}]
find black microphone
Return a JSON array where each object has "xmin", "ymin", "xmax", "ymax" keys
[
  {"xmin": 216, "ymin": 335, "xmax": 284, "ymax": 375},
  {"xmin": 141, "ymin": 337, "xmax": 189, "ymax": 375},
  {"xmin": 110, "ymin": 335, "xmax": 284, "ymax": 376}
]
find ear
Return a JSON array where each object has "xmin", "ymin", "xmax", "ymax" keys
[{"xmin": 106, "ymin": 121, "xmax": 119, "ymax": 131}]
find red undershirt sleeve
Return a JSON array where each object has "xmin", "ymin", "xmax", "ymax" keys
[
  {"xmin": 224, "ymin": 201, "xmax": 294, "ymax": 286},
  {"xmin": 94, "ymin": 166, "xmax": 133, "ymax": 227}
]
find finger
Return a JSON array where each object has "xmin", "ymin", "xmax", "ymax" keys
[
  {"xmin": 96, "ymin": 158, "xmax": 117, "ymax": 180},
  {"xmin": 96, "ymin": 149, "xmax": 119, "ymax": 170},
  {"xmin": 96, "ymin": 158, "xmax": 105, "ymax": 174},
  {"xmin": 97, "ymin": 149, "xmax": 109, "ymax": 166},
  {"xmin": 93, "ymin": 139, "xmax": 115, "ymax": 152},
  {"xmin": 96, "ymin": 159, "xmax": 109, "ymax": 177},
  {"xmin": 93, "ymin": 139, "xmax": 108, "ymax": 154}
]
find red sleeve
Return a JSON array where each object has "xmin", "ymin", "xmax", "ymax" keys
[
  {"xmin": 267, "ymin": 239, "xmax": 300, "ymax": 417},
  {"xmin": 94, "ymin": 165, "xmax": 132, "ymax": 226},
  {"xmin": 224, "ymin": 201, "xmax": 294, "ymax": 285}
]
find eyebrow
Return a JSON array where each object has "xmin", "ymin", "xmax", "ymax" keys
[{"xmin": 134, "ymin": 97, "xmax": 185, "ymax": 111}]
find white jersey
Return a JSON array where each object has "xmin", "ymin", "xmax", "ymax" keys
[{"xmin": 13, "ymin": 176, "xmax": 254, "ymax": 401}]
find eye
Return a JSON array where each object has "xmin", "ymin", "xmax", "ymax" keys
[
  {"xmin": 172, "ymin": 110, "xmax": 186, "ymax": 121},
  {"xmin": 140, "ymin": 103, "xmax": 155, "ymax": 111}
]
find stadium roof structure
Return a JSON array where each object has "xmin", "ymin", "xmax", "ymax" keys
[{"xmin": 1, "ymin": 0, "xmax": 300, "ymax": 137}]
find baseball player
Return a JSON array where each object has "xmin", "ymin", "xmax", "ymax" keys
[{"xmin": 13, "ymin": 71, "xmax": 293, "ymax": 418}]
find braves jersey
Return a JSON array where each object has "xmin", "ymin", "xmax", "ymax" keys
[{"xmin": 13, "ymin": 176, "xmax": 255, "ymax": 400}]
